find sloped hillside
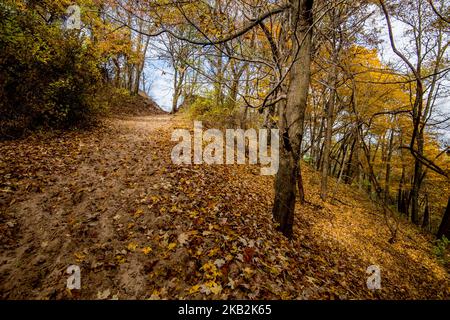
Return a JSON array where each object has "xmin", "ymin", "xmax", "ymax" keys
[
  {"xmin": 0, "ymin": 116, "xmax": 448, "ymax": 299},
  {"xmin": 107, "ymin": 91, "xmax": 167, "ymax": 117}
]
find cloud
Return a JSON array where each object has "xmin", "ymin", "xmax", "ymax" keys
[{"xmin": 144, "ymin": 59, "xmax": 174, "ymax": 112}]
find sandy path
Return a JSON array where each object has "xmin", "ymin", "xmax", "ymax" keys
[{"xmin": 0, "ymin": 115, "xmax": 174, "ymax": 299}]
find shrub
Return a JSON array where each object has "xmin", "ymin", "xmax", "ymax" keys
[
  {"xmin": 433, "ymin": 236, "xmax": 449, "ymax": 264},
  {"xmin": 0, "ymin": 1, "xmax": 104, "ymax": 138},
  {"xmin": 185, "ymin": 92, "xmax": 253, "ymax": 128}
]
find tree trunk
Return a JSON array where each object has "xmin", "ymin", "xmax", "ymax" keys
[
  {"xmin": 384, "ymin": 128, "xmax": 394, "ymax": 204},
  {"xmin": 422, "ymin": 194, "xmax": 430, "ymax": 230},
  {"xmin": 171, "ymin": 67, "xmax": 180, "ymax": 114},
  {"xmin": 298, "ymin": 164, "xmax": 305, "ymax": 204},
  {"xmin": 397, "ymin": 165, "xmax": 406, "ymax": 214},
  {"xmin": 314, "ymin": 120, "xmax": 324, "ymax": 170},
  {"xmin": 320, "ymin": 88, "xmax": 336, "ymax": 200},
  {"xmin": 337, "ymin": 140, "xmax": 349, "ymax": 184},
  {"xmin": 343, "ymin": 136, "xmax": 356, "ymax": 184},
  {"xmin": 272, "ymin": 0, "xmax": 313, "ymax": 238},
  {"xmin": 134, "ymin": 36, "xmax": 150, "ymax": 95},
  {"xmin": 437, "ymin": 197, "xmax": 450, "ymax": 240},
  {"xmin": 214, "ymin": 45, "xmax": 224, "ymax": 108},
  {"xmin": 320, "ymin": 7, "xmax": 338, "ymax": 200},
  {"xmin": 411, "ymin": 131, "xmax": 424, "ymax": 225}
]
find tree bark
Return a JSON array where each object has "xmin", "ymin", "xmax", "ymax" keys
[
  {"xmin": 343, "ymin": 136, "xmax": 356, "ymax": 184},
  {"xmin": 320, "ymin": 7, "xmax": 338, "ymax": 200},
  {"xmin": 272, "ymin": 0, "xmax": 314, "ymax": 238},
  {"xmin": 171, "ymin": 67, "xmax": 182, "ymax": 114},
  {"xmin": 422, "ymin": 194, "xmax": 430, "ymax": 230},
  {"xmin": 397, "ymin": 165, "xmax": 406, "ymax": 214},
  {"xmin": 384, "ymin": 128, "xmax": 394, "ymax": 204},
  {"xmin": 437, "ymin": 197, "xmax": 450, "ymax": 240},
  {"xmin": 411, "ymin": 132, "xmax": 424, "ymax": 225},
  {"xmin": 320, "ymin": 88, "xmax": 336, "ymax": 200}
]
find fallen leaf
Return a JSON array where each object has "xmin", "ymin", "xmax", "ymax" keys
[
  {"xmin": 142, "ymin": 246, "xmax": 152, "ymax": 255},
  {"xmin": 214, "ymin": 258, "xmax": 225, "ymax": 268},
  {"xmin": 178, "ymin": 232, "xmax": 189, "ymax": 245},
  {"xmin": 127, "ymin": 242, "xmax": 138, "ymax": 252},
  {"xmin": 97, "ymin": 289, "xmax": 111, "ymax": 300}
]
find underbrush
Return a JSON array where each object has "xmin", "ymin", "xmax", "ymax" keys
[
  {"xmin": 0, "ymin": 1, "xmax": 105, "ymax": 139},
  {"xmin": 183, "ymin": 94, "xmax": 262, "ymax": 129},
  {"xmin": 433, "ymin": 236, "xmax": 450, "ymax": 268}
]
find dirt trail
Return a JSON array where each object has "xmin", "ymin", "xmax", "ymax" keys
[{"xmin": 0, "ymin": 115, "xmax": 174, "ymax": 299}]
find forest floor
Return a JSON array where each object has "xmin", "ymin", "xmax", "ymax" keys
[{"xmin": 0, "ymin": 110, "xmax": 449, "ymax": 299}]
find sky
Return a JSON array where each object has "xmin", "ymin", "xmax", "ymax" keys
[
  {"xmin": 147, "ymin": 60, "xmax": 174, "ymax": 112},
  {"xmin": 374, "ymin": 13, "xmax": 450, "ymax": 142}
]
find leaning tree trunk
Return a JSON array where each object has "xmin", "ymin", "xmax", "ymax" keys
[
  {"xmin": 272, "ymin": 0, "xmax": 314, "ymax": 238},
  {"xmin": 171, "ymin": 67, "xmax": 180, "ymax": 114},
  {"xmin": 320, "ymin": 8, "xmax": 338, "ymax": 200},
  {"xmin": 437, "ymin": 197, "xmax": 450, "ymax": 240},
  {"xmin": 384, "ymin": 128, "xmax": 394, "ymax": 204},
  {"xmin": 320, "ymin": 86, "xmax": 336, "ymax": 200},
  {"xmin": 422, "ymin": 194, "xmax": 430, "ymax": 230},
  {"xmin": 411, "ymin": 130, "xmax": 424, "ymax": 225}
]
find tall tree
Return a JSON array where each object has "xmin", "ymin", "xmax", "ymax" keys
[{"xmin": 273, "ymin": 0, "xmax": 314, "ymax": 237}]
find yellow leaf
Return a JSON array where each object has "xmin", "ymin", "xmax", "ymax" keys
[
  {"xmin": 189, "ymin": 211, "xmax": 198, "ymax": 218},
  {"xmin": 167, "ymin": 243, "xmax": 177, "ymax": 251},
  {"xmin": 208, "ymin": 248, "xmax": 219, "ymax": 257},
  {"xmin": 74, "ymin": 252, "xmax": 85, "ymax": 262},
  {"xmin": 142, "ymin": 246, "xmax": 152, "ymax": 255},
  {"xmin": 201, "ymin": 261, "xmax": 222, "ymax": 279},
  {"xmin": 202, "ymin": 280, "xmax": 222, "ymax": 295},
  {"xmin": 127, "ymin": 242, "xmax": 138, "ymax": 252},
  {"xmin": 210, "ymin": 283, "xmax": 222, "ymax": 295},
  {"xmin": 188, "ymin": 285, "xmax": 200, "ymax": 294},
  {"xmin": 149, "ymin": 289, "xmax": 160, "ymax": 300},
  {"xmin": 115, "ymin": 255, "xmax": 126, "ymax": 264},
  {"xmin": 134, "ymin": 208, "xmax": 144, "ymax": 217},
  {"xmin": 243, "ymin": 267, "xmax": 254, "ymax": 277}
]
